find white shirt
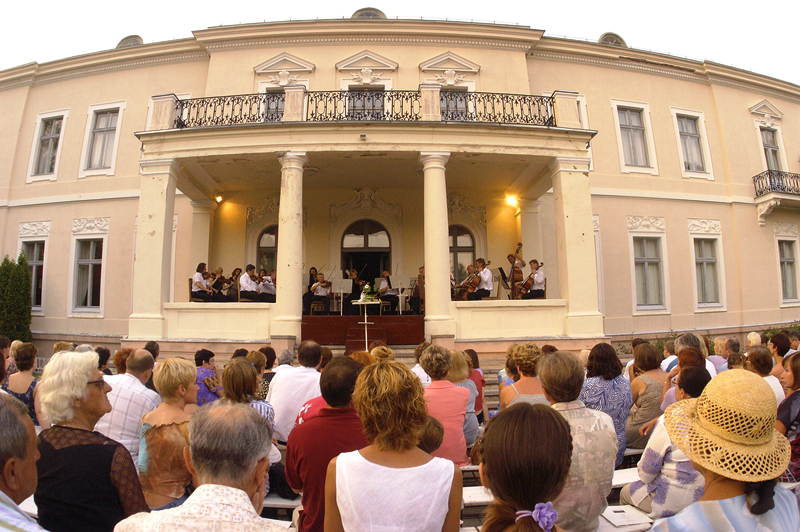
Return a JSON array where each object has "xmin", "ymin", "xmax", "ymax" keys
[
  {"xmin": 477, "ymin": 267, "xmax": 493, "ymax": 291},
  {"xmin": 379, "ymin": 279, "xmax": 399, "ymax": 296},
  {"xmin": 764, "ymin": 374, "xmax": 786, "ymax": 404},
  {"xmin": 94, "ymin": 373, "xmax": 161, "ymax": 465},
  {"xmin": 532, "ymin": 269, "xmax": 545, "ymax": 290},
  {"xmin": 0, "ymin": 491, "xmax": 47, "ymax": 532},
  {"xmin": 411, "ymin": 364, "xmax": 431, "ymax": 387},
  {"xmin": 266, "ymin": 366, "xmax": 321, "ymax": 442},
  {"xmin": 239, "ymin": 272, "xmax": 259, "ymax": 292},
  {"xmin": 311, "ymin": 282, "xmax": 330, "ymax": 297},
  {"xmin": 259, "ymin": 276, "xmax": 275, "ymax": 295},
  {"xmin": 191, "ymin": 272, "xmax": 204, "ymax": 293}
]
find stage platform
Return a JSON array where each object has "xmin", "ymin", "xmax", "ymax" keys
[{"xmin": 301, "ymin": 314, "xmax": 425, "ymax": 350}]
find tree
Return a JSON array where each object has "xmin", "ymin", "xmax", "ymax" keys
[{"xmin": 0, "ymin": 253, "xmax": 32, "ymax": 341}]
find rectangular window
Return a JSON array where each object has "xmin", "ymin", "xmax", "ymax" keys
[
  {"xmin": 694, "ymin": 238, "xmax": 719, "ymax": 304},
  {"xmin": 34, "ymin": 117, "xmax": 63, "ymax": 175},
  {"xmin": 633, "ymin": 236, "xmax": 662, "ymax": 306},
  {"xmin": 87, "ymin": 110, "xmax": 118, "ymax": 170},
  {"xmin": 762, "ymin": 128, "xmax": 782, "ymax": 171},
  {"xmin": 618, "ymin": 108, "xmax": 649, "ymax": 167},
  {"xmin": 678, "ymin": 115, "xmax": 705, "ymax": 172},
  {"xmin": 441, "ymin": 89, "xmax": 469, "ymax": 121},
  {"xmin": 779, "ymin": 240, "xmax": 797, "ymax": 300},
  {"xmin": 22, "ymin": 241, "xmax": 45, "ymax": 308},
  {"xmin": 347, "ymin": 88, "xmax": 385, "ymax": 120},
  {"xmin": 74, "ymin": 239, "xmax": 103, "ymax": 309}
]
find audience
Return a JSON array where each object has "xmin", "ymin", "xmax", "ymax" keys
[
  {"xmin": 747, "ymin": 331, "xmax": 763, "ymax": 347},
  {"xmin": 746, "ymin": 345, "xmax": 786, "ymax": 403},
  {"xmin": 626, "ymin": 343, "xmax": 668, "ymax": 448},
  {"xmin": 37, "ymin": 351, "xmax": 148, "ymax": 532},
  {"xmin": 2, "ymin": 343, "xmax": 39, "ymax": 426},
  {"xmin": 499, "ymin": 343, "xmax": 548, "ymax": 409},
  {"xmin": 1, "ymin": 337, "xmax": 15, "ymax": 376},
  {"xmin": 479, "ymin": 403, "xmax": 572, "ymax": 532},
  {"xmin": 417, "ymin": 415, "xmax": 445, "ymax": 455},
  {"xmin": 246, "ymin": 350, "xmax": 269, "ymax": 399},
  {"xmin": 319, "ymin": 346, "xmax": 334, "ymax": 369},
  {"xmin": 267, "ymin": 341, "xmax": 322, "ymax": 443},
  {"xmin": 621, "ymin": 365, "xmax": 711, "ymax": 518},
  {"xmin": 708, "ymin": 336, "xmax": 727, "ymax": 372},
  {"xmin": 651, "ymin": 370, "xmax": 799, "ymax": 531},
  {"xmin": 95, "ymin": 349, "xmax": 160, "ymax": 465},
  {"xmin": 113, "ymin": 348, "xmax": 133, "ymax": 375},
  {"xmin": 116, "ymin": 402, "xmax": 284, "ymax": 532},
  {"xmin": 285, "ymin": 358, "xmax": 369, "ymax": 532},
  {"xmin": 274, "ymin": 349, "xmax": 295, "ymax": 373},
  {"xmin": 138, "ymin": 357, "xmax": 196, "ymax": 510},
  {"xmin": 410, "ymin": 341, "xmax": 432, "ymax": 387},
  {"xmin": 96, "ymin": 346, "xmax": 113, "ymax": 375},
  {"xmin": 420, "ymin": 346, "xmax": 470, "ymax": 466},
  {"xmin": 0, "ymin": 394, "xmax": 46, "ymax": 532},
  {"xmin": 538, "ymin": 351, "xmax": 617, "ymax": 532},
  {"xmin": 142, "ymin": 341, "xmax": 160, "ymax": 391},
  {"xmin": 726, "ymin": 351, "xmax": 745, "ymax": 369},
  {"xmin": 258, "ymin": 346, "xmax": 278, "ymax": 396},
  {"xmin": 223, "ymin": 357, "xmax": 276, "ymax": 429},
  {"xmin": 348, "ymin": 350, "xmax": 376, "ymax": 367},
  {"xmin": 464, "ymin": 349, "xmax": 486, "ymax": 424},
  {"xmin": 578, "ymin": 342, "xmax": 633, "ymax": 467},
  {"xmin": 194, "ymin": 349, "xmax": 222, "ymax": 406},
  {"xmin": 777, "ymin": 352, "xmax": 800, "ymax": 480},
  {"xmin": 659, "ymin": 347, "xmax": 706, "ymax": 413},
  {"xmin": 719, "ymin": 337, "xmax": 740, "ymax": 372},
  {"xmin": 769, "ymin": 332, "xmax": 792, "ymax": 384},
  {"xmin": 324, "ymin": 360, "xmax": 462, "ymax": 532},
  {"xmin": 447, "ymin": 350, "xmax": 480, "ymax": 445}
]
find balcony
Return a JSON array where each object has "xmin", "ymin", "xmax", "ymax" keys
[{"xmin": 753, "ymin": 170, "xmax": 800, "ymax": 226}]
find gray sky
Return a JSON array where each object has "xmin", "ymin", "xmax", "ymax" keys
[{"xmin": 3, "ymin": 0, "xmax": 799, "ymax": 86}]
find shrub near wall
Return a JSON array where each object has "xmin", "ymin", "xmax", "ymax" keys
[{"xmin": 0, "ymin": 253, "xmax": 32, "ymax": 342}]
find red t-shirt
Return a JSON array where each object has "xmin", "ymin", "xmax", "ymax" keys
[
  {"xmin": 295, "ymin": 395, "xmax": 328, "ymax": 426},
  {"xmin": 468, "ymin": 369, "xmax": 486, "ymax": 412},
  {"xmin": 285, "ymin": 407, "xmax": 369, "ymax": 532}
]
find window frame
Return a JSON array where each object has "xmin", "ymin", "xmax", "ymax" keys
[
  {"xmin": 688, "ymin": 226, "xmax": 726, "ymax": 313},
  {"xmin": 67, "ymin": 231, "xmax": 109, "ymax": 317},
  {"xmin": 340, "ymin": 77, "xmax": 393, "ymax": 121},
  {"xmin": 18, "ymin": 236, "xmax": 48, "ymax": 316},
  {"xmin": 670, "ymin": 107, "xmax": 714, "ymax": 180},
  {"xmin": 448, "ymin": 225, "xmax": 476, "ymax": 284},
  {"xmin": 627, "ymin": 220, "xmax": 670, "ymax": 315},
  {"xmin": 78, "ymin": 101, "xmax": 126, "ymax": 178},
  {"xmin": 761, "ymin": 127, "xmax": 782, "ymax": 171},
  {"xmin": 611, "ymin": 99, "xmax": 659, "ymax": 175},
  {"xmin": 754, "ymin": 120, "xmax": 789, "ymax": 173},
  {"xmin": 27, "ymin": 109, "xmax": 69, "ymax": 183},
  {"xmin": 776, "ymin": 233, "xmax": 800, "ymax": 306}
]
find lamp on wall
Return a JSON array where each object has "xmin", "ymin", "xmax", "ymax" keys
[
  {"xmin": 215, "ymin": 195, "xmax": 223, "ymax": 203},
  {"xmin": 506, "ymin": 195, "xmax": 518, "ymax": 207}
]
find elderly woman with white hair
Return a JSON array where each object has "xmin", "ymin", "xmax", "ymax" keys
[{"xmin": 35, "ymin": 351, "xmax": 149, "ymax": 532}]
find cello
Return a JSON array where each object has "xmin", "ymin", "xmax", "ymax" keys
[{"xmin": 453, "ymin": 271, "xmax": 480, "ymax": 301}]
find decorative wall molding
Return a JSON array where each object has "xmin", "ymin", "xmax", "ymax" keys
[
  {"xmin": 268, "ymin": 71, "xmax": 299, "ymax": 87},
  {"xmin": 254, "ymin": 52, "xmax": 315, "ymax": 74},
  {"xmin": 420, "ymin": 51, "xmax": 481, "ymax": 73},
  {"xmin": 774, "ymin": 222, "xmax": 798, "ymax": 237},
  {"xmin": 19, "ymin": 221, "xmax": 51, "ymax": 237},
  {"xmin": 435, "ymin": 70, "xmax": 466, "ymax": 86},
  {"xmin": 593, "ymin": 215, "xmax": 600, "ymax": 232},
  {"xmin": 330, "ymin": 189, "xmax": 402, "ymax": 224},
  {"xmin": 72, "ymin": 217, "xmax": 109, "ymax": 234},
  {"xmin": 350, "ymin": 68, "xmax": 383, "ymax": 84},
  {"xmin": 687, "ymin": 218, "xmax": 721, "ymax": 234},
  {"xmin": 750, "ymin": 99, "xmax": 783, "ymax": 124},
  {"xmin": 247, "ymin": 194, "xmax": 281, "ymax": 227},
  {"xmin": 626, "ymin": 216, "xmax": 665, "ymax": 232},
  {"xmin": 447, "ymin": 192, "xmax": 486, "ymax": 229},
  {"xmin": 757, "ymin": 199, "xmax": 781, "ymax": 227},
  {"xmin": 336, "ymin": 50, "xmax": 398, "ymax": 72}
]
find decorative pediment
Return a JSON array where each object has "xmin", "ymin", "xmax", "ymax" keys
[
  {"xmin": 626, "ymin": 216, "xmax": 665, "ymax": 232},
  {"xmin": 335, "ymin": 50, "xmax": 398, "ymax": 72},
  {"xmin": 247, "ymin": 194, "xmax": 307, "ymax": 228},
  {"xmin": 19, "ymin": 221, "xmax": 50, "ymax": 237},
  {"xmin": 687, "ymin": 219, "xmax": 721, "ymax": 234},
  {"xmin": 419, "ymin": 51, "xmax": 481, "ymax": 74},
  {"xmin": 330, "ymin": 188, "xmax": 402, "ymax": 224},
  {"xmin": 774, "ymin": 222, "xmax": 798, "ymax": 237},
  {"xmin": 254, "ymin": 53, "xmax": 315, "ymax": 75},
  {"xmin": 750, "ymin": 99, "xmax": 783, "ymax": 120},
  {"xmin": 447, "ymin": 192, "xmax": 486, "ymax": 229},
  {"xmin": 73, "ymin": 217, "xmax": 109, "ymax": 234}
]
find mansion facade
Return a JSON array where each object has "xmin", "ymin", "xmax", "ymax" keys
[{"xmin": 1, "ymin": 10, "xmax": 799, "ymax": 354}]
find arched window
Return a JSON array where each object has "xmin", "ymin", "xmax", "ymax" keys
[
  {"xmin": 257, "ymin": 225, "xmax": 278, "ymax": 273},
  {"xmin": 341, "ymin": 219, "xmax": 391, "ymax": 283},
  {"xmin": 449, "ymin": 225, "xmax": 475, "ymax": 283}
]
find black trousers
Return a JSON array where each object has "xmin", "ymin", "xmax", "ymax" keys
[
  {"xmin": 468, "ymin": 289, "xmax": 490, "ymax": 300},
  {"xmin": 380, "ymin": 295, "xmax": 399, "ymax": 313},
  {"xmin": 191, "ymin": 291, "xmax": 212, "ymax": 302},
  {"xmin": 304, "ymin": 295, "xmax": 329, "ymax": 314},
  {"xmin": 240, "ymin": 290, "xmax": 259, "ymax": 302},
  {"xmin": 521, "ymin": 289, "xmax": 545, "ymax": 300},
  {"xmin": 260, "ymin": 293, "xmax": 276, "ymax": 303}
]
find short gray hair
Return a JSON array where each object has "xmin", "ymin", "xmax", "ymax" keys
[
  {"xmin": 277, "ymin": 349, "xmax": 294, "ymax": 366},
  {"xmin": 189, "ymin": 402, "xmax": 273, "ymax": 486},
  {"xmin": 0, "ymin": 395, "xmax": 31, "ymax": 467},
  {"xmin": 74, "ymin": 344, "xmax": 95, "ymax": 353},
  {"xmin": 674, "ymin": 333, "xmax": 701, "ymax": 357}
]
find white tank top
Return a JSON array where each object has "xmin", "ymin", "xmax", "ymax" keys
[{"xmin": 335, "ymin": 450, "xmax": 455, "ymax": 532}]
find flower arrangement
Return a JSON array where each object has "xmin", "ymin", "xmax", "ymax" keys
[{"xmin": 360, "ymin": 283, "xmax": 378, "ymax": 301}]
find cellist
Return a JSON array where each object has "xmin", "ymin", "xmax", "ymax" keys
[
  {"xmin": 520, "ymin": 259, "xmax": 546, "ymax": 299},
  {"xmin": 453, "ymin": 264, "xmax": 478, "ymax": 300},
  {"xmin": 468, "ymin": 259, "xmax": 493, "ymax": 300}
]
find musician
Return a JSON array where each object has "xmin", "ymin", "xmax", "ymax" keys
[
  {"xmin": 410, "ymin": 266, "xmax": 425, "ymax": 314},
  {"xmin": 468, "ymin": 258, "xmax": 493, "ymax": 300},
  {"xmin": 343, "ymin": 269, "xmax": 365, "ymax": 315},
  {"xmin": 453, "ymin": 264, "xmax": 478, "ymax": 301},
  {"xmin": 507, "ymin": 251, "xmax": 525, "ymax": 300},
  {"xmin": 302, "ymin": 267, "xmax": 318, "ymax": 308},
  {"xmin": 304, "ymin": 272, "xmax": 331, "ymax": 314},
  {"xmin": 260, "ymin": 269, "xmax": 276, "ymax": 303},
  {"xmin": 191, "ymin": 263, "xmax": 213, "ymax": 302},
  {"xmin": 239, "ymin": 264, "xmax": 261, "ymax": 302},
  {"xmin": 378, "ymin": 270, "xmax": 400, "ymax": 314},
  {"xmin": 520, "ymin": 260, "xmax": 546, "ymax": 300},
  {"xmin": 210, "ymin": 267, "xmax": 233, "ymax": 302}
]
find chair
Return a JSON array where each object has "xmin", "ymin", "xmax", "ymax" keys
[
  {"xmin": 379, "ymin": 299, "xmax": 392, "ymax": 315},
  {"xmin": 238, "ymin": 279, "xmax": 253, "ymax": 302},
  {"xmin": 189, "ymin": 278, "xmax": 205, "ymax": 302},
  {"xmin": 310, "ymin": 301, "xmax": 325, "ymax": 315}
]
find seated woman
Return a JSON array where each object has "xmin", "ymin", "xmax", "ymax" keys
[
  {"xmin": 465, "ymin": 349, "xmax": 486, "ymax": 424},
  {"xmin": 2, "ymin": 343, "xmax": 39, "ymax": 425},
  {"xmin": 36, "ymin": 351, "xmax": 148, "ymax": 532},
  {"xmin": 246, "ymin": 350, "xmax": 269, "ymax": 399},
  {"xmin": 659, "ymin": 347, "xmax": 706, "ymax": 413},
  {"xmin": 499, "ymin": 343, "xmax": 548, "ymax": 409},
  {"xmin": 420, "ymin": 345, "xmax": 470, "ymax": 465},
  {"xmin": 578, "ymin": 342, "xmax": 633, "ymax": 467},
  {"xmin": 626, "ymin": 343, "xmax": 668, "ymax": 448},
  {"xmin": 651, "ymin": 370, "xmax": 800, "ymax": 531},
  {"xmin": 776, "ymin": 352, "xmax": 800, "ymax": 480},
  {"xmin": 138, "ymin": 357, "xmax": 197, "ymax": 510},
  {"xmin": 446, "ymin": 350, "xmax": 479, "ymax": 445},
  {"xmin": 194, "ymin": 349, "xmax": 222, "ymax": 406},
  {"xmin": 324, "ymin": 360, "xmax": 462, "ymax": 532},
  {"xmin": 478, "ymin": 403, "xmax": 572, "ymax": 532},
  {"xmin": 746, "ymin": 345, "xmax": 786, "ymax": 404},
  {"xmin": 621, "ymin": 366, "xmax": 711, "ymax": 518}
]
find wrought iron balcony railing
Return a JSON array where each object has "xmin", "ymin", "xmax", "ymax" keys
[
  {"xmin": 306, "ymin": 90, "xmax": 421, "ymax": 122},
  {"xmin": 440, "ymin": 91, "xmax": 555, "ymax": 126},
  {"xmin": 753, "ymin": 170, "xmax": 800, "ymax": 197},
  {"xmin": 175, "ymin": 93, "xmax": 285, "ymax": 128}
]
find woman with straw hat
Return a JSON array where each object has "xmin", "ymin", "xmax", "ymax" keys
[{"xmin": 651, "ymin": 369, "xmax": 799, "ymax": 531}]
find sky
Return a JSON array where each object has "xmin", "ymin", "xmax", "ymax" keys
[{"xmin": 3, "ymin": 0, "xmax": 800, "ymax": 86}]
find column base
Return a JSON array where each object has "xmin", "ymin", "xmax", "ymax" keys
[
  {"xmin": 564, "ymin": 311, "xmax": 605, "ymax": 338},
  {"xmin": 128, "ymin": 313, "xmax": 165, "ymax": 340},
  {"xmin": 271, "ymin": 316, "xmax": 302, "ymax": 343},
  {"xmin": 425, "ymin": 315, "xmax": 457, "ymax": 341}
]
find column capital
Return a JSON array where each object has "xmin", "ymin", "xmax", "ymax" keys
[
  {"xmin": 516, "ymin": 199, "xmax": 540, "ymax": 215},
  {"xmin": 139, "ymin": 157, "xmax": 181, "ymax": 177},
  {"xmin": 547, "ymin": 156, "xmax": 591, "ymax": 175},
  {"xmin": 278, "ymin": 151, "xmax": 308, "ymax": 169},
  {"xmin": 419, "ymin": 151, "xmax": 450, "ymax": 168},
  {"xmin": 189, "ymin": 199, "xmax": 217, "ymax": 214}
]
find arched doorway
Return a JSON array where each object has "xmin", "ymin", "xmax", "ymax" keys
[
  {"xmin": 449, "ymin": 225, "xmax": 475, "ymax": 284},
  {"xmin": 257, "ymin": 225, "xmax": 278, "ymax": 273},
  {"xmin": 341, "ymin": 219, "xmax": 391, "ymax": 284}
]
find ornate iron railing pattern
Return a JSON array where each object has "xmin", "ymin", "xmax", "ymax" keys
[
  {"xmin": 175, "ymin": 93, "xmax": 285, "ymax": 128},
  {"xmin": 753, "ymin": 170, "xmax": 800, "ymax": 197},
  {"xmin": 305, "ymin": 90, "xmax": 421, "ymax": 122},
  {"xmin": 440, "ymin": 91, "xmax": 554, "ymax": 126}
]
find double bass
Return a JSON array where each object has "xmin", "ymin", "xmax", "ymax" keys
[{"xmin": 508, "ymin": 243, "xmax": 525, "ymax": 300}]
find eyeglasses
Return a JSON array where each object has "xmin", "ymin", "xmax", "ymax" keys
[{"xmin": 86, "ymin": 377, "xmax": 106, "ymax": 387}]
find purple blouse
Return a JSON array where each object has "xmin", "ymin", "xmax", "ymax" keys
[{"xmin": 196, "ymin": 367, "xmax": 222, "ymax": 406}]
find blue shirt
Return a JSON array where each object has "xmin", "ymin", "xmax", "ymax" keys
[{"xmin": 579, "ymin": 375, "xmax": 633, "ymax": 467}]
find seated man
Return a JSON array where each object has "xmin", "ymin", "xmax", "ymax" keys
[
  {"xmin": 115, "ymin": 402, "xmax": 284, "ymax": 532},
  {"xmin": 259, "ymin": 269, "xmax": 276, "ymax": 303},
  {"xmin": 0, "ymin": 394, "xmax": 47, "ymax": 532},
  {"xmin": 267, "ymin": 341, "xmax": 322, "ymax": 443},
  {"xmin": 520, "ymin": 259, "xmax": 545, "ymax": 299},
  {"xmin": 538, "ymin": 351, "xmax": 618, "ymax": 532},
  {"xmin": 378, "ymin": 270, "xmax": 399, "ymax": 314},
  {"xmin": 467, "ymin": 259, "xmax": 492, "ymax": 300},
  {"xmin": 238, "ymin": 264, "xmax": 261, "ymax": 302},
  {"xmin": 303, "ymin": 273, "xmax": 331, "ymax": 315},
  {"xmin": 285, "ymin": 358, "xmax": 369, "ymax": 532}
]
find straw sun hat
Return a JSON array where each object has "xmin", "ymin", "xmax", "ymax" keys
[{"xmin": 663, "ymin": 369, "xmax": 790, "ymax": 482}]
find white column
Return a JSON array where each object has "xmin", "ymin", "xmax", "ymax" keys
[
  {"xmin": 549, "ymin": 156, "xmax": 604, "ymax": 337},
  {"xmin": 271, "ymin": 151, "xmax": 307, "ymax": 344},
  {"xmin": 189, "ymin": 200, "xmax": 216, "ymax": 272},
  {"xmin": 517, "ymin": 199, "xmax": 543, "ymax": 265},
  {"xmin": 129, "ymin": 158, "xmax": 178, "ymax": 339},
  {"xmin": 420, "ymin": 151, "xmax": 456, "ymax": 341}
]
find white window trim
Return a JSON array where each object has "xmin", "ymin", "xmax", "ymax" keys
[
  {"xmin": 628, "ymin": 222, "xmax": 670, "ymax": 315},
  {"xmin": 611, "ymin": 99, "xmax": 659, "ymax": 175},
  {"xmin": 670, "ymin": 107, "xmax": 714, "ymax": 180},
  {"xmin": 754, "ymin": 120, "xmax": 789, "ymax": 173},
  {"xmin": 78, "ymin": 101, "xmax": 127, "ymax": 178},
  {"xmin": 775, "ymin": 229, "xmax": 800, "ymax": 308},
  {"xmin": 67, "ymin": 231, "xmax": 109, "ymax": 318},
  {"xmin": 26, "ymin": 109, "xmax": 69, "ymax": 183},
  {"xmin": 18, "ymin": 236, "xmax": 48, "ymax": 316},
  {"xmin": 688, "ymin": 221, "xmax": 726, "ymax": 313}
]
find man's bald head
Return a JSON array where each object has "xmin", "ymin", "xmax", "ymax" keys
[{"xmin": 126, "ymin": 349, "xmax": 155, "ymax": 376}]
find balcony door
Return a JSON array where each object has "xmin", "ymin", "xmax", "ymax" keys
[{"xmin": 341, "ymin": 219, "xmax": 391, "ymax": 283}]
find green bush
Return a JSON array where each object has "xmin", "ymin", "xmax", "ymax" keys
[{"xmin": 0, "ymin": 253, "xmax": 32, "ymax": 342}]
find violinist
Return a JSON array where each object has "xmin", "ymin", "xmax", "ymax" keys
[
  {"xmin": 343, "ymin": 269, "xmax": 366, "ymax": 315},
  {"xmin": 302, "ymin": 267, "xmax": 318, "ymax": 309},
  {"xmin": 304, "ymin": 272, "xmax": 332, "ymax": 314},
  {"xmin": 260, "ymin": 269, "xmax": 276, "ymax": 303},
  {"xmin": 239, "ymin": 264, "xmax": 262, "ymax": 302},
  {"xmin": 410, "ymin": 266, "xmax": 425, "ymax": 314},
  {"xmin": 191, "ymin": 263, "xmax": 213, "ymax": 302},
  {"xmin": 378, "ymin": 270, "xmax": 400, "ymax": 314},
  {"xmin": 210, "ymin": 267, "xmax": 233, "ymax": 302},
  {"xmin": 468, "ymin": 258, "xmax": 493, "ymax": 300},
  {"xmin": 520, "ymin": 260, "xmax": 546, "ymax": 299}
]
